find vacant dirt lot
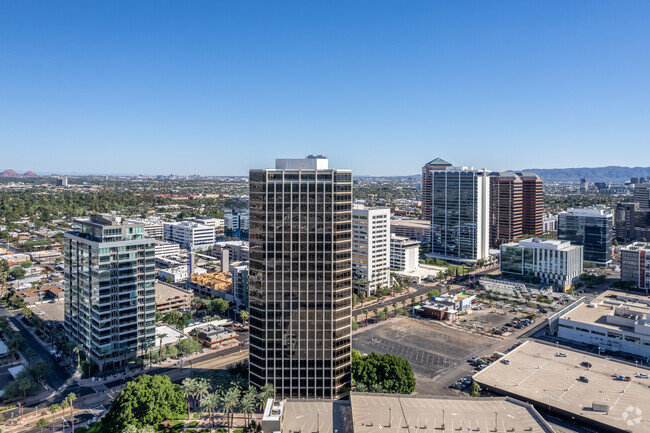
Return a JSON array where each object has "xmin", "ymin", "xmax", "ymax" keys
[{"xmin": 352, "ymin": 317, "xmax": 497, "ymax": 378}]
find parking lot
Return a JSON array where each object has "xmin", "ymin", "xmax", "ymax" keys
[
  {"xmin": 29, "ymin": 299, "xmax": 65, "ymax": 323},
  {"xmin": 353, "ymin": 317, "xmax": 497, "ymax": 390}
]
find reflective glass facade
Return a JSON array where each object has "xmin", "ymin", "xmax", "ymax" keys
[
  {"xmin": 64, "ymin": 215, "xmax": 156, "ymax": 373},
  {"xmin": 558, "ymin": 209, "xmax": 613, "ymax": 265},
  {"xmin": 430, "ymin": 169, "xmax": 489, "ymax": 262},
  {"xmin": 248, "ymin": 166, "xmax": 352, "ymax": 399}
]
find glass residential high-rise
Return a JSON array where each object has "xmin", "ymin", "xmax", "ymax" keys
[
  {"xmin": 248, "ymin": 155, "xmax": 352, "ymax": 399},
  {"xmin": 558, "ymin": 206, "xmax": 613, "ymax": 265},
  {"xmin": 64, "ymin": 214, "xmax": 156, "ymax": 373},
  {"xmin": 430, "ymin": 166, "xmax": 490, "ymax": 263}
]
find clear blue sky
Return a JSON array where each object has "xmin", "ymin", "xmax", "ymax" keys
[{"xmin": 1, "ymin": 1, "xmax": 649, "ymax": 176}]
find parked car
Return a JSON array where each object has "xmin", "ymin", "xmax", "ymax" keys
[
  {"xmin": 501, "ymin": 359, "xmax": 511, "ymax": 365},
  {"xmin": 635, "ymin": 373, "xmax": 649, "ymax": 379},
  {"xmin": 614, "ymin": 375, "xmax": 631, "ymax": 381},
  {"xmin": 555, "ymin": 352, "xmax": 567, "ymax": 357},
  {"xmin": 581, "ymin": 362, "xmax": 593, "ymax": 368},
  {"xmin": 578, "ymin": 376, "xmax": 589, "ymax": 383}
]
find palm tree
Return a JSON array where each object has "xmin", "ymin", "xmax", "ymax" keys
[
  {"xmin": 182, "ymin": 378, "xmax": 197, "ymax": 420},
  {"xmin": 49, "ymin": 404, "xmax": 59, "ymax": 433},
  {"xmin": 72, "ymin": 345, "xmax": 82, "ymax": 372},
  {"xmin": 239, "ymin": 310, "xmax": 249, "ymax": 327},
  {"xmin": 37, "ymin": 418, "xmax": 47, "ymax": 433},
  {"xmin": 392, "ymin": 302, "xmax": 398, "ymax": 317},
  {"xmin": 369, "ymin": 383, "xmax": 384, "ymax": 393},
  {"xmin": 364, "ymin": 310, "xmax": 369, "ymax": 327},
  {"xmin": 195, "ymin": 378, "xmax": 210, "ymax": 409},
  {"xmin": 67, "ymin": 393, "xmax": 77, "ymax": 433},
  {"xmin": 372, "ymin": 308, "xmax": 379, "ymax": 324},
  {"xmin": 259, "ymin": 383, "xmax": 275, "ymax": 406},
  {"xmin": 200, "ymin": 392, "xmax": 220, "ymax": 430},
  {"xmin": 239, "ymin": 387, "xmax": 257, "ymax": 424},
  {"xmin": 59, "ymin": 401, "xmax": 69, "ymax": 429},
  {"xmin": 157, "ymin": 333, "xmax": 168, "ymax": 358},
  {"xmin": 221, "ymin": 387, "xmax": 241, "ymax": 433}
]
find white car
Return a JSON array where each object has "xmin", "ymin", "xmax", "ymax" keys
[
  {"xmin": 501, "ymin": 359, "xmax": 511, "ymax": 365},
  {"xmin": 635, "ymin": 373, "xmax": 649, "ymax": 379},
  {"xmin": 555, "ymin": 352, "xmax": 567, "ymax": 357}
]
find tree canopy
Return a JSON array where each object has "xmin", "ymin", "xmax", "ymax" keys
[
  {"xmin": 351, "ymin": 350, "xmax": 415, "ymax": 394},
  {"xmin": 100, "ymin": 374, "xmax": 187, "ymax": 432}
]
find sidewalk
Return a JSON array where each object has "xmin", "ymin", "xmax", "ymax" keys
[{"xmin": 77, "ymin": 337, "xmax": 243, "ymax": 387}]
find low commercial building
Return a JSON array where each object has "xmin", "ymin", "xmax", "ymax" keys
[
  {"xmin": 155, "ymin": 282, "xmax": 193, "ymax": 314},
  {"xmin": 184, "ymin": 215, "xmax": 223, "ymax": 229},
  {"xmin": 29, "ymin": 250, "xmax": 62, "ymax": 263},
  {"xmin": 195, "ymin": 325, "xmax": 237, "ymax": 347},
  {"xmin": 261, "ymin": 392, "xmax": 554, "ymax": 433},
  {"xmin": 500, "ymin": 238, "xmax": 583, "ymax": 291},
  {"xmin": 158, "ymin": 267, "xmax": 189, "ymax": 283},
  {"xmin": 390, "ymin": 234, "xmax": 420, "ymax": 272},
  {"xmin": 187, "ymin": 271, "xmax": 232, "ymax": 300},
  {"xmin": 154, "ymin": 240, "xmax": 181, "ymax": 258},
  {"xmin": 555, "ymin": 290, "xmax": 650, "ymax": 358},
  {"xmin": 163, "ymin": 221, "xmax": 215, "ymax": 249},
  {"xmin": 621, "ymin": 242, "xmax": 650, "ymax": 293}
]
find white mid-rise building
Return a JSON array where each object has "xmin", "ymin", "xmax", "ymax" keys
[
  {"xmin": 621, "ymin": 242, "xmax": 650, "ymax": 293},
  {"xmin": 390, "ymin": 234, "xmax": 420, "ymax": 272},
  {"xmin": 500, "ymin": 238, "xmax": 583, "ymax": 291},
  {"xmin": 224, "ymin": 208, "xmax": 250, "ymax": 238},
  {"xmin": 159, "ymin": 267, "xmax": 189, "ymax": 283},
  {"xmin": 163, "ymin": 221, "xmax": 215, "ymax": 249},
  {"xmin": 184, "ymin": 215, "xmax": 224, "ymax": 229},
  {"xmin": 352, "ymin": 206, "xmax": 391, "ymax": 296},
  {"xmin": 212, "ymin": 241, "xmax": 250, "ymax": 262},
  {"xmin": 154, "ymin": 240, "xmax": 181, "ymax": 258}
]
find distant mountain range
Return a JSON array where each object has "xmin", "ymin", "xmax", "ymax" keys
[
  {"xmin": 0, "ymin": 169, "xmax": 39, "ymax": 177},
  {"xmin": 521, "ymin": 166, "xmax": 650, "ymax": 183}
]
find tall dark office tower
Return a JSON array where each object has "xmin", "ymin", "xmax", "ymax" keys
[
  {"xmin": 248, "ymin": 155, "xmax": 352, "ymax": 399},
  {"xmin": 558, "ymin": 206, "xmax": 613, "ymax": 265},
  {"xmin": 64, "ymin": 214, "xmax": 156, "ymax": 373},
  {"xmin": 519, "ymin": 172, "xmax": 544, "ymax": 236},
  {"xmin": 421, "ymin": 158, "xmax": 452, "ymax": 221},
  {"xmin": 489, "ymin": 172, "xmax": 523, "ymax": 248},
  {"xmin": 616, "ymin": 202, "xmax": 639, "ymax": 243}
]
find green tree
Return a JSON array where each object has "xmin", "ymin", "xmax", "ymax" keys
[
  {"xmin": 239, "ymin": 310, "xmax": 249, "ymax": 326},
  {"xmin": 471, "ymin": 381, "xmax": 481, "ymax": 397},
  {"xmin": 21, "ymin": 307, "xmax": 33, "ymax": 319},
  {"xmin": 427, "ymin": 289, "xmax": 441, "ymax": 299},
  {"xmin": 49, "ymin": 404, "xmax": 60, "ymax": 433},
  {"xmin": 240, "ymin": 386, "xmax": 258, "ymax": 424},
  {"xmin": 209, "ymin": 298, "xmax": 230, "ymax": 315},
  {"xmin": 165, "ymin": 276, "xmax": 174, "ymax": 283},
  {"xmin": 67, "ymin": 393, "xmax": 77, "ymax": 433},
  {"xmin": 258, "ymin": 383, "xmax": 275, "ymax": 409},
  {"xmin": 10, "ymin": 267, "xmax": 26, "ymax": 279},
  {"xmin": 351, "ymin": 350, "xmax": 415, "ymax": 394},
  {"xmin": 37, "ymin": 418, "xmax": 48, "ymax": 433},
  {"xmin": 181, "ymin": 377, "xmax": 197, "ymax": 420},
  {"xmin": 100, "ymin": 374, "xmax": 187, "ymax": 433},
  {"xmin": 200, "ymin": 392, "xmax": 220, "ymax": 430},
  {"xmin": 221, "ymin": 387, "xmax": 241, "ymax": 433}
]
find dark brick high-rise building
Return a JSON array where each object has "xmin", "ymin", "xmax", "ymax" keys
[{"xmin": 489, "ymin": 172, "xmax": 543, "ymax": 248}]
